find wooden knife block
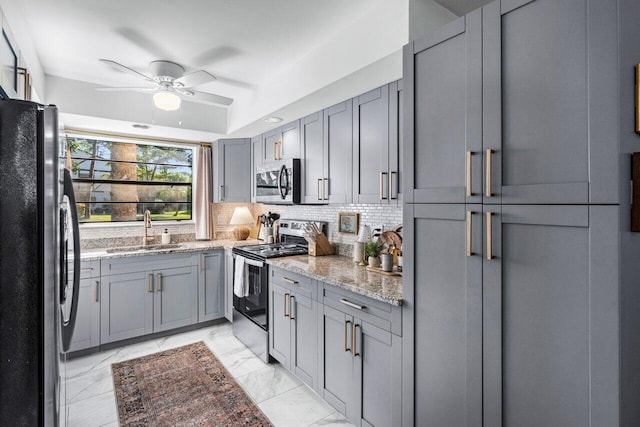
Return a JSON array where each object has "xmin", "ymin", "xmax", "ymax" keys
[{"xmin": 308, "ymin": 233, "xmax": 334, "ymax": 256}]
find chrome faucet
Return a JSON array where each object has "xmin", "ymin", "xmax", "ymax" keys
[{"xmin": 142, "ymin": 209, "xmax": 154, "ymax": 245}]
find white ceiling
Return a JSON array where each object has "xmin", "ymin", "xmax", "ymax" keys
[{"xmin": 10, "ymin": 0, "xmax": 453, "ymax": 141}]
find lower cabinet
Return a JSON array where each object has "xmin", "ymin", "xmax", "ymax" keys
[
  {"xmin": 269, "ymin": 268, "xmax": 318, "ymax": 389},
  {"xmin": 197, "ymin": 251, "xmax": 225, "ymax": 322},
  {"xmin": 224, "ymin": 248, "xmax": 233, "ymax": 322},
  {"xmin": 68, "ymin": 260, "xmax": 101, "ymax": 352},
  {"xmin": 320, "ymin": 291, "xmax": 402, "ymax": 427},
  {"xmin": 100, "ymin": 255, "xmax": 198, "ymax": 344}
]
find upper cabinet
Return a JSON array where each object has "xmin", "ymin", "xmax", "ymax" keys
[
  {"xmin": 213, "ymin": 138, "xmax": 251, "ymax": 203},
  {"xmin": 352, "ymin": 81, "xmax": 403, "ymax": 204},
  {"xmin": 251, "ymin": 135, "xmax": 262, "ymax": 203},
  {"xmin": 301, "ymin": 111, "xmax": 325, "ymax": 204},
  {"xmin": 323, "ymin": 100, "xmax": 353, "ymax": 204},
  {"xmin": 262, "ymin": 120, "xmax": 301, "ymax": 163},
  {"xmin": 404, "ymin": 0, "xmax": 618, "ymax": 205}
]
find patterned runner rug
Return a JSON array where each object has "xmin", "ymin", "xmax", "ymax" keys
[{"xmin": 111, "ymin": 341, "xmax": 272, "ymax": 426}]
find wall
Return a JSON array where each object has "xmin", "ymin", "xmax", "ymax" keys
[{"xmin": 409, "ymin": 0, "xmax": 457, "ymax": 41}]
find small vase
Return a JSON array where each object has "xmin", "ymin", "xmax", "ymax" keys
[
  {"xmin": 380, "ymin": 253, "xmax": 393, "ymax": 272},
  {"xmin": 368, "ymin": 256, "xmax": 381, "ymax": 268}
]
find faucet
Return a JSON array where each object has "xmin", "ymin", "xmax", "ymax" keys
[{"xmin": 142, "ymin": 209, "xmax": 154, "ymax": 245}]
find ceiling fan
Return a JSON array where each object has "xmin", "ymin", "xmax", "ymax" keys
[{"xmin": 97, "ymin": 59, "xmax": 233, "ymax": 110}]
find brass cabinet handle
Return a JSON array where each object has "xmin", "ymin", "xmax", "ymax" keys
[
  {"xmin": 340, "ymin": 298, "xmax": 365, "ymax": 311},
  {"xmin": 80, "ymin": 268, "xmax": 93, "ymax": 273},
  {"xmin": 94, "ymin": 280, "xmax": 100, "ymax": 302},
  {"xmin": 485, "ymin": 149, "xmax": 493, "ymax": 197},
  {"xmin": 289, "ymin": 295, "xmax": 295, "ymax": 320},
  {"xmin": 352, "ymin": 323, "xmax": 361, "ymax": 357},
  {"xmin": 317, "ymin": 178, "xmax": 322, "ymax": 201},
  {"xmin": 274, "ymin": 142, "xmax": 278, "ymax": 160},
  {"xmin": 466, "ymin": 211, "xmax": 473, "ymax": 257},
  {"xmin": 219, "ymin": 185, "xmax": 224, "ymax": 201},
  {"xmin": 284, "ymin": 292, "xmax": 290, "ymax": 318},
  {"xmin": 282, "ymin": 277, "xmax": 298, "ymax": 285},
  {"xmin": 486, "ymin": 212, "xmax": 493, "ymax": 260},
  {"xmin": 380, "ymin": 172, "xmax": 389, "ymax": 200},
  {"xmin": 344, "ymin": 320, "xmax": 351, "ymax": 352},
  {"xmin": 155, "ymin": 273, "xmax": 162, "ymax": 292},
  {"xmin": 389, "ymin": 171, "xmax": 398, "ymax": 200},
  {"xmin": 466, "ymin": 151, "xmax": 473, "ymax": 197},
  {"xmin": 323, "ymin": 178, "xmax": 329, "ymax": 200},
  {"xmin": 148, "ymin": 274, "xmax": 153, "ymax": 293},
  {"xmin": 200, "ymin": 254, "xmax": 206, "ymax": 272}
]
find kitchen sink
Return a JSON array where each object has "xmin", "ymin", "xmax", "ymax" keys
[{"xmin": 105, "ymin": 244, "xmax": 183, "ymax": 253}]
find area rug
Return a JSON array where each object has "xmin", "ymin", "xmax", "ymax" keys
[{"xmin": 111, "ymin": 341, "xmax": 272, "ymax": 427}]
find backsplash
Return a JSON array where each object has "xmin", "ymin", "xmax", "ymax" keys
[{"xmin": 80, "ymin": 203, "xmax": 403, "ymax": 255}]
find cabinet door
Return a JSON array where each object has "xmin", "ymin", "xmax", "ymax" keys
[
  {"xmin": 68, "ymin": 277, "xmax": 100, "ymax": 351},
  {"xmin": 389, "ymin": 80, "xmax": 403, "ymax": 204},
  {"xmin": 224, "ymin": 249, "xmax": 233, "ymax": 322},
  {"xmin": 269, "ymin": 282, "xmax": 291, "ymax": 367},
  {"xmin": 153, "ymin": 266, "xmax": 198, "ymax": 332},
  {"xmin": 482, "ymin": 0, "xmax": 618, "ymax": 204},
  {"xmin": 323, "ymin": 100, "xmax": 353, "ymax": 204},
  {"xmin": 319, "ymin": 304, "xmax": 357, "ymax": 419},
  {"xmin": 356, "ymin": 319, "xmax": 402, "ymax": 427},
  {"xmin": 279, "ymin": 120, "xmax": 300, "ymax": 159},
  {"xmin": 290, "ymin": 291, "xmax": 317, "ymax": 389},
  {"xmin": 404, "ymin": 9, "xmax": 482, "ymax": 204},
  {"xmin": 199, "ymin": 252, "xmax": 224, "ymax": 322},
  {"xmin": 100, "ymin": 271, "xmax": 153, "ymax": 343},
  {"xmin": 217, "ymin": 139, "xmax": 251, "ymax": 203},
  {"xmin": 251, "ymin": 135, "xmax": 262, "ymax": 202},
  {"xmin": 301, "ymin": 112, "xmax": 325, "ymax": 204},
  {"xmin": 353, "ymin": 86, "xmax": 390, "ymax": 204},
  {"xmin": 402, "ymin": 203, "xmax": 483, "ymax": 427},
  {"xmin": 483, "ymin": 205, "xmax": 619, "ymax": 426},
  {"xmin": 263, "ymin": 129, "xmax": 278, "ymax": 163}
]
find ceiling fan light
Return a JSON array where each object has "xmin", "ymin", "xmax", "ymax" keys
[{"xmin": 153, "ymin": 91, "xmax": 181, "ymax": 111}]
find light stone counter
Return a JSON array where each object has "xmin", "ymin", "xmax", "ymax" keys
[
  {"xmin": 267, "ymin": 255, "xmax": 403, "ymax": 306},
  {"xmin": 80, "ymin": 239, "xmax": 261, "ymax": 261}
]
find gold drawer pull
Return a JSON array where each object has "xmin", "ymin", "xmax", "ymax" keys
[
  {"xmin": 340, "ymin": 298, "xmax": 365, "ymax": 311},
  {"xmin": 344, "ymin": 320, "xmax": 351, "ymax": 352}
]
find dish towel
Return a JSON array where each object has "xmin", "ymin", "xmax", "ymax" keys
[{"xmin": 233, "ymin": 255, "xmax": 249, "ymax": 297}]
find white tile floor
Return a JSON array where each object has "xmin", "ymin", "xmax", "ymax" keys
[{"xmin": 62, "ymin": 322, "xmax": 354, "ymax": 427}]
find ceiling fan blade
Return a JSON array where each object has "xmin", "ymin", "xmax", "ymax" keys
[
  {"xmin": 176, "ymin": 89, "xmax": 233, "ymax": 106},
  {"xmin": 174, "ymin": 70, "xmax": 216, "ymax": 88},
  {"xmin": 96, "ymin": 86, "xmax": 157, "ymax": 92},
  {"xmin": 99, "ymin": 59, "xmax": 155, "ymax": 82}
]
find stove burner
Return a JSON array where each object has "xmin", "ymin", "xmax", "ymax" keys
[{"xmin": 234, "ymin": 242, "xmax": 308, "ymax": 260}]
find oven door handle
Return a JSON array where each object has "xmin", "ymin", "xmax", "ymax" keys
[{"xmin": 233, "ymin": 254, "xmax": 264, "ymax": 268}]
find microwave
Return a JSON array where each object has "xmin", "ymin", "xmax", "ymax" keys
[{"xmin": 255, "ymin": 158, "xmax": 301, "ymax": 204}]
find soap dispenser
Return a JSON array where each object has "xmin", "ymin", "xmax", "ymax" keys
[{"xmin": 162, "ymin": 228, "xmax": 171, "ymax": 244}]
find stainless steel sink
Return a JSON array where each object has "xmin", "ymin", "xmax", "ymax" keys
[{"xmin": 105, "ymin": 244, "xmax": 183, "ymax": 253}]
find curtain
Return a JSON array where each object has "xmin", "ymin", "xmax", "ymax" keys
[{"xmin": 194, "ymin": 145, "xmax": 214, "ymax": 240}]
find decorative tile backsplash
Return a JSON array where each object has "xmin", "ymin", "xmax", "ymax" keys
[{"xmin": 80, "ymin": 202, "xmax": 402, "ymax": 255}]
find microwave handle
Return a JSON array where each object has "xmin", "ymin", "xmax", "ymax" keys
[{"xmin": 278, "ymin": 164, "xmax": 288, "ymax": 199}]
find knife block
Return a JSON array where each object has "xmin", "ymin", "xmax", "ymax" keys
[{"xmin": 308, "ymin": 233, "xmax": 334, "ymax": 256}]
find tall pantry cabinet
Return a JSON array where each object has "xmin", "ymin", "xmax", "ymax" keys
[{"xmin": 402, "ymin": 0, "xmax": 640, "ymax": 426}]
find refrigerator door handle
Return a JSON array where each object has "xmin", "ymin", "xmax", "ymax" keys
[{"xmin": 61, "ymin": 168, "xmax": 81, "ymax": 352}]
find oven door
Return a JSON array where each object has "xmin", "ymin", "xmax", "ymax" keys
[{"xmin": 232, "ymin": 256, "xmax": 269, "ymax": 331}]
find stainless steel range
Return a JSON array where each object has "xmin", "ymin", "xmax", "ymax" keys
[{"xmin": 231, "ymin": 219, "xmax": 326, "ymax": 363}]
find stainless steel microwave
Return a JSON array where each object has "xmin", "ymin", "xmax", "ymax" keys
[{"xmin": 255, "ymin": 158, "xmax": 301, "ymax": 204}]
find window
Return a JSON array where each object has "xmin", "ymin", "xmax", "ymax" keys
[{"xmin": 66, "ymin": 136, "xmax": 193, "ymax": 223}]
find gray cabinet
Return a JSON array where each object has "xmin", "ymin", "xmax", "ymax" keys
[
  {"xmin": 224, "ymin": 248, "xmax": 233, "ymax": 322},
  {"xmin": 301, "ymin": 111, "xmax": 325, "ymax": 204},
  {"xmin": 100, "ymin": 254, "xmax": 197, "ymax": 344},
  {"xmin": 321, "ymin": 286, "xmax": 402, "ymax": 427},
  {"xmin": 251, "ymin": 135, "xmax": 262, "ymax": 203},
  {"xmin": 197, "ymin": 251, "xmax": 224, "ymax": 322},
  {"xmin": 262, "ymin": 120, "xmax": 301, "ymax": 163},
  {"xmin": 389, "ymin": 80, "xmax": 403, "ymax": 204},
  {"xmin": 68, "ymin": 260, "xmax": 101, "ymax": 352},
  {"xmin": 323, "ymin": 100, "xmax": 353, "ymax": 204},
  {"xmin": 262, "ymin": 129, "xmax": 278, "ymax": 163},
  {"xmin": 213, "ymin": 138, "xmax": 251, "ymax": 203},
  {"xmin": 269, "ymin": 268, "xmax": 318, "ymax": 389}
]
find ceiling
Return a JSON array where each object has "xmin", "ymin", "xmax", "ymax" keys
[
  {"xmin": 12, "ymin": 0, "xmax": 453, "ymax": 141},
  {"xmin": 433, "ymin": 0, "xmax": 491, "ymax": 16}
]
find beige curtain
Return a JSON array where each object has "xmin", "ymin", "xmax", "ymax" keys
[{"xmin": 194, "ymin": 145, "xmax": 214, "ymax": 240}]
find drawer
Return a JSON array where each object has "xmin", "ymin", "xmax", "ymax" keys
[
  {"xmin": 323, "ymin": 284, "xmax": 402, "ymax": 336},
  {"xmin": 71, "ymin": 259, "xmax": 100, "ymax": 279},
  {"xmin": 103, "ymin": 253, "xmax": 194, "ymax": 276},
  {"xmin": 271, "ymin": 267, "xmax": 317, "ymax": 300}
]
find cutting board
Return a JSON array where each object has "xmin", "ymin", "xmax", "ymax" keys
[{"xmin": 249, "ymin": 216, "xmax": 261, "ymax": 239}]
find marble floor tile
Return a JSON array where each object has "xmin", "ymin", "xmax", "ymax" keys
[
  {"xmin": 216, "ymin": 346, "xmax": 267, "ymax": 377},
  {"xmin": 259, "ymin": 385, "xmax": 335, "ymax": 427},
  {"xmin": 236, "ymin": 364, "xmax": 302, "ymax": 403},
  {"xmin": 65, "ymin": 366, "xmax": 114, "ymax": 404},
  {"xmin": 65, "ymin": 340, "xmax": 161, "ymax": 379},
  {"xmin": 309, "ymin": 411, "xmax": 355, "ymax": 426},
  {"xmin": 204, "ymin": 331, "xmax": 247, "ymax": 356},
  {"xmin": 67, "ymin": 391, "xmax": 117, "ymax": 427},
  {"xmin": 155, "ymin": 327, "xmax": 213, "ymax": 351}
]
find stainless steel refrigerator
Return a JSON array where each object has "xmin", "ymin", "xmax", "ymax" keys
[{"xmin": 0, "ymin": 99, "xmax": 81, "ymax": 426}]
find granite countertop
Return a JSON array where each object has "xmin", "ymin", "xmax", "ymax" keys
[
  {"xmin": 267, "ymin": 255, "xmax": 403, "ymax": 306},
  {"xmin": 80, "ymin": 239, "xmax": 261, "ymax": 260}
]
